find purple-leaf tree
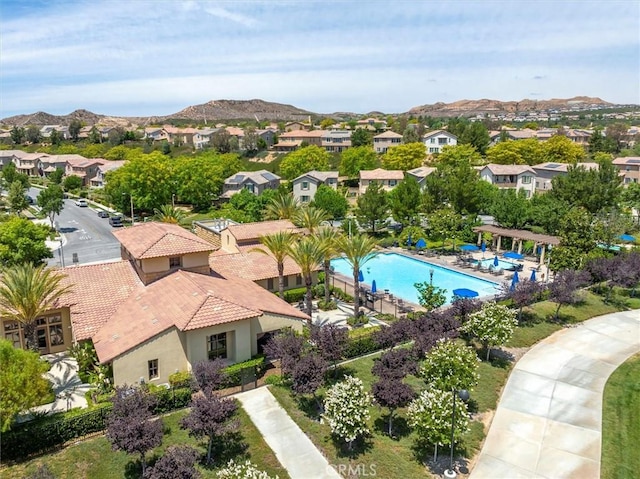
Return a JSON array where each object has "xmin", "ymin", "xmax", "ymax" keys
[
  {"xmin": 371, "ymin": 348, "xmax": 416, "ymax": 379},
  {"xmin": 449, "ymin": 297, "xmax": 482, "ymax": 324},
  {"xmin": 106, "ymin": 386, "xmax": 164, "ymax": 474},
  {"xmin": 263, "ymin": 329, "xmax": 306, "ymax": 377},
  {"xmin": 504, "ymin": 279, "xmax": 544, "ymax": 322},
  {"xmin": 181, "ymin": 394, "xmax": 238, "ymax": 464},
  {"xmin": 143, "ymin": 445, "xmax": 201, "ymax": 479},
  {"xmin": 372, "ymin": 377, "xmax": 415, "ymax": 436},
  {"xmin": 310, "ymin": 323, "xmax": 348, "ymax": 373},
  {"xmin": 373, "ymin": 317, "xmax": 412, "ymax": 351},
  {"xmin": 191, "ymin": 358, "xmax": 227, "ymax": 394},
  {"xmin": 548, "ymin": 269, "xmax": 591, "ymax": 321},
  {"xmin": 291, "ymin": 352, "xmax": 328, "ymax": 411},
  {"xmin": 410, "ymin": 311, "xmax": 460, "ymax": 358}
]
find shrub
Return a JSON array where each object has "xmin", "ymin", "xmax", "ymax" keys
[
  {"xmin": 222, "ymin": 355, "xmax": 266, "ymax": 387},
  {"xmin": 317, "ymin": 299, "xmax": 337, "ymax": 311},
  {"xmin": 169, "ymin": 370, "xmax": 192, "ymax": 389},
  {"xmin": 281, "ymin": 287, "xmax": 307, "ymax": 303},
  {"xmin": 343, "ymin": 327, "xmax": 381, "ymax": 358},
  {"xmin": 217, "ymin": 459, "xmax": 279, "ymax": 479},
  {"xmin": 264, "ymin": 374, "xmax": 285, "ymax": 386}
]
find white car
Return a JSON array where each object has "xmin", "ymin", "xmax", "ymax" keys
[{"xmin": 75, "ymin": 199, "xmax": 88, "ymax": 207}]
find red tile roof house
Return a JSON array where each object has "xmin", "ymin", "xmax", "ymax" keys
[
  {"xmin": 64, "ymin": 157, "xmax": 107, "ymax": 186},
  {"xmin": 359, "ymin": 168, "xmax": 404, "ymax": 195},
  {"xmin": 45, "ymin": 222, "xmax": 309, "ymax": 386}
]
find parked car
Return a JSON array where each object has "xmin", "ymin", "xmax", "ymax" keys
[
  {"xmin": 75, "ymin": 199, "xmax": 88, "ymax": 207},
  {"xmin": 109, "ymin": 215, "xmax": 124, "ymax": 227},
  {"xmin": 96, "ymin": 209, "xmax": 110, "ymax": 218},
  {"xmin": 25, "ymin": 195, "xmax": 34, "ymax": 205}
]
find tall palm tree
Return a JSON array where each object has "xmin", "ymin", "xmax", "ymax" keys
[
  {"xmin": 264, "ymin": 193, "xmax": 300, "ymax": 220},
  {"xmin": 250, "ymin": 231, "xmax": 295, "ymax": 299},
  {"xmin": 336, "ymin": 234, "xmax": 380, "ymax": 318},
  {"xmin": 0, "ymin": 264, "xmax": 73, "ymax": 351},
  {"xmin": 153, "ymin": 204, "xmax": 186, "ymax": 224},
  {"xmin": 287, "ymin": 237, "xmax": 326, "ymax": 322},
  {"xmin": 294, "ymin": 206, "xmax": 330, "ymax": 234},
  {"xmin": 315, "ymin": 226, "xmax": 342, "ymax": 304}
]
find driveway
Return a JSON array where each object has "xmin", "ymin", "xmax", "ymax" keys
[{"xmin": 470, "ymin": 310, "xmax": 640, "ymax": 479}]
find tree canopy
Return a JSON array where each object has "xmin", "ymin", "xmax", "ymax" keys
[
  {"xmin": 388, "ymin": 176, "xmax": 422, "ymax": 226},
  {"xmin": 339, "ymin": 146, "xmax": 377, "ymax": 178},
  {"xmin": 279, "ymin": 145, "xmax": 330, "ymax": 180},
  {"xmin": 0, "ymin": 217, "xmax": 52, "ymax": 266},
  {"xmin": 381, "ymin": 142, "xmax": 426, "ymax": 171}
]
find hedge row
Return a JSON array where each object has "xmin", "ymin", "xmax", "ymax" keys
[
  {"xmin": 168, "ymin": 356, "xmax": 266, "ymax": 390},
  {"xmin": 343, "ymin": 326, "xmax": 382, "ymax": 359}
]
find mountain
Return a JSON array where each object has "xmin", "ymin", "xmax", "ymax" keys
[
  {"xmin": 1, "ymin": 109, "xmax": 133, "ymax": 128},
  {"xmin": 406, "ymin": 96, "xmax": 613, "ymax": 117},
  {"xmin": 163, "ymin": 99, "xmax": 314, "ymax": 122}
]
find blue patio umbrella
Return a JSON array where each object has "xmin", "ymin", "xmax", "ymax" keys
[
  {"xmin": 452, "ymin": 288, "xmax": 479, "ymax": 298},
  {"xmin": 504, "ymin": 251, "xmax": 525, "ymax": 260},
  {"xmin": 530, "ymin": 269, "xmax": 537, "ymax": 282},
  {"xmin": 358, "ymin": 269, "xmax": 364, "ymax": 282},
  {"xmin": 416, "ymin": 238, "xmax": 427, "ymax": 249},
  {"xmin": 493, "ymin": 255, "xmax": 499, "ymax": 267},
  {"xmin": 510, "ymin": 270, "xmax": 520, "ymax": 291},
  {"xmin": 481, "ymin": 241, "xmax": 486, "ymax": 257},
  {"xmin": 371, "ymin": 280, "xmax": 377, "ymax": 294},
  {"xmin": 460, "ymin": 244, "xmax": 479, "ymax": 252},
  {"xmin": 619, "ymin": 234, "xmax": 636, "ymax": 242}
]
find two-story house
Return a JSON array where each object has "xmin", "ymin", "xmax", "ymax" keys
[
  {"xmin": 613, "ymin": 157, "xmax": 640, "ymax": 185},
  {"xmin": 422, "ymin": 130, "xmax": 458, "ymax": 154},
  {"xmin": 406, "ymin": 166, "xmax": 436, "ymax": 189},
  {"xmin": 479, "ymin": 164, "xmax": 536, "ymax": 197},
  {"xmin": 89, "ymin": 161, "xmax": 125, "ymax": 188},
  {"xmin": 65, "ymin": 157, "xmax": 107, "ymax": 185},
  {"xmin": 359, "ymin": 168, "xmax": 404, "ymax": 195},
  {"xmin": 221, "ymin": 170, "xmax": 281, "ymax": 198},
  {"xmin": 321, "ymin": 130, "xmax": 351, "ymax": 153},
  {"xmin": 373, "ymin": 131, "xmax": 403, "ymax": 154},
  {"xmin": 292, "ymin": 170, "xmax": 339, "ymax": 203}
]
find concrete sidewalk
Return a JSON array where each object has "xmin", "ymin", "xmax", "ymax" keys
[
  {"xmin": 470, "ymin": 310, "xmax": 640, "ymax": 479},
  {"xmin": 236, "ymin": 387, "xmax": 342, "ymax": 479}
]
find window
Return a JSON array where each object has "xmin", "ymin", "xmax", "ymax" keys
[
  {"xmin": 429, "ymin": 147, "xmax": 438, "ymax": 153},
  {"xmin": 169, "ymin": 256, "xmax": 182, "ymax": 268},
  {"xmin": 301, "ymin": 195, "xmax": 310, "ymax": 203},
  {"xmin": 430, "ymin": 138, "xmax": 436, "ymax": 144},
  {"xmin": 302, "ymin": 181, "xmax": 309, "ymax": 190},
  {"xmin": 521, "ymin": 176, "xmax": 532, "ymax": 184},
  {"xmin": 267, "ymin": 278, "xmax": 274, "ymax": 290},
  {"xmin": 283, "ymin": 276, "xmax": 289, "ymax": 287},
  {"xmin": 438, "ymin": 138, "xmax": 448, "ymax": 145},
  {"xmin": 296, "ymin": 274, "xmax": 302, "ymax": 285},
  {"xmin": 535, "ymin": 181, "xmax": 540, "ymax": 188},
  {"xmin": 5, "ymin": 331, "xmax": 20, "ymax": 348},
  {"xmin": 389, "ymin": 180, "xmax": 397, "ymax": 187},
  {"xmin": 49, "ymin": 325, "xmax": 64, "ymax": 346},
  {"xmin": 148, "ymin": 359, "xmax": 158, "ymax": 380},
  {"xmin": 244, "ymin": 183, "xmax": 255, "ymax": 193},
  {"xmin": 207, "ymin": 333, "xmax": 227, "ymax": 360}
]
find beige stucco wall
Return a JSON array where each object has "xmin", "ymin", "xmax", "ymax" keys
[
  {"xmin": 141, "ymin": 256, "xmax": 168, "ymax": 274},
  {"xmin": 182, "ymin": 251, "xmax": 210, "ymax": 268},
  {"xmin": 220, "ymin": 230, "xmax": 239, "ymax": 253},
  {"xmin": 112, "ymin": 327, "xmax": 188, "ymax": 386},
  {"xmin": 185, "ymin": 321, "xmax": 249, "ymax": 366},
  {"xmin": 250, "ymin": 313, "xmax": 303, "ymax": 356}
]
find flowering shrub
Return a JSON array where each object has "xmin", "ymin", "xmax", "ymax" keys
[
  {"xmin": 419, "ymin": 339, "xmax": 479, "ymax": 391},
  {"xmin": 323, "ymin": 375, "xmax": 372, "ymax": 448},
  {"xmin": 216, "ymin": 459, "xmax": 279, "ymax": 479},
  {"xmin": 461, "ymin": 301, "xmax": 518, "ymax": 360}
]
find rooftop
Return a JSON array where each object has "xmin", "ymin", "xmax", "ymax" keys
[
  {"xmin": 227, "ymin": 219, "xmax": 300, "ymax": 242},
  {"xmin": 360, "ymin": 168, "xmax": 404, "ymax": 180}
]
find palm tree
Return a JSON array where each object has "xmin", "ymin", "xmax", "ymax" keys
[
  {"xmin": 153, "ymin": 204, "xmax": 186, "ymax": 224},
  {"xmin": 336, "ymin": 234, "xmax": 380, "ymax": 318},
  {"xmin": 250, "ymin": 231, "xmax": 295, "ymax": 299},
  {"xmin": 0, "ymin": 264, "xmax": 73, "ymax": 351},
  {"xmin": 294, "ymin": 206, "xmax": 330, "ymax": 234},
  {"xmin": 287, "ymin": 237, "xmax": 326, "ymax": 321},
  {"xmin": 264, "ymin": 193, "xmax": 300, "ymax": 220},
  {"xmin": 315, "ymin": 226, "xmax": 342, "ymax": 304}
]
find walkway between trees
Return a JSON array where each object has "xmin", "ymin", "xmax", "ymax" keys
[
  {"xmin": 470, "ymin": 310, "xmax": 640, "ymax": 478},
  {"xmin": 236, "ymin": 387, "xmax": 342, "ymax": 479}
]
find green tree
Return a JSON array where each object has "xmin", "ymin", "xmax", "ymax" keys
[
  {"xmin": 320, "ymin": 118, "xmax": 336, "ymax": 129},
  {"xmin": 311, "ymin": 185, "xmax": 348, "ymax": 222},
  {"xmin": 350, "ymin": 128, "xmax": 371, "ymax": 148},
  {"xmin": 0, "ymin": 340, "xmax": 52, "ymax": 432},
  {"xmin": 251, "ymin": 231, "xmax": 295, "ymax": 299},
  {"xmin": 279, "ymin": 145, "xmax": 330, "ymax": 180},
  {"xmin": 490, "ymin": 189, "xmax": 532, "ymax": 229},
  {"xmin": 541, "ymin": 135, "xmax": 586, "ymax": 164},
  {"xmin": 287, "ymin": 236, "xmax": 325, "ymax": 320},
  {"xmin": 243, "ymin": 127, "xmax": 259, "ymax": 154},
  {"xmin": 37, "ymin": 184, "xmax": 65, "ymax": 227},
  {"xmin": 427, "ymin": 208, "xmax": 463, "ymax": 251},
  {"xmin": 529, "ymin": 193, "xmax": 570, "ymax": 235},
  {"xmin": 10, "ymin": 126, "xmax": 25, "ymax": 145},
  {"xmin": 153, "ymin": 205, "xmax": 186, "ymax": 224},
  {"xmin": 381, "ymin": 142, "xmax": 426, "ymax": 171},
  {"xmin": 355, "ymin": 181, "xmax": 388, "ymax": 233},
  {"xmin": 69, "ymin": 119, "xmax": 82, "ymax": 142},
  {"xmin": 550, "ymin": 206, "xmax": 596, "ymax": 271},
  {"xmin": 428, "ymin": 147, "xmax": 484, "ymax": 214},
  {"xmin": 323, "ymin": 375, "xmax": 372, "ymax": 451},
  {"xmin": 339, "ymin": 146, "xmax": 377, "ymax": 178},
  {"xmin": 414, "ymin": 282, "xmax": 447, "ymax": 311},
  {"xmin": 593, "ymin": 208, "xmax": 632, "ymax": 249},
  {"xmin": 315, "ymin": 225, "xmax": 342, "ymax": 304},
  {"xmin": 461, "ymin": 302, "xmax": 518, "ymax": 360},
  {"xmin": 8, "ymin": 181, "xmax": 28, "ymax": 215},
  {"xmin": 211, "ymin": 130, "xmax": 231, "ymax": 153},
  {"xmin": 88, "ymin": 126, "xmax": 102, "ymax": 144},
  {"xmin": 0, "ymin": 264, "xmax": 72, "ymax": 351},
  {"xmin": 62, "ymin": 175, "xmax": 83, "ymax": 191},
  {"xmin": 175, "ymin": 153, "xmax": 240, "ymax": 210},
  {"xmin": 1, "ymin": 162, "xmax": 18, "ymax": 187},
  {"xmin": 48, "ymin": 168, "xmax": 64, "ymax": 185},
  {"xmin": 437, "ymin": 144, "xmax": 483, "ymax": 166},
  {"xmin": 402, "ymin": 126, "xmax": 420, "ymax": 144},
  {"xmin": 335, "ymin": 234, "xmax": 379, "ymax": 318},
  {"xmin": 25, "ymin": 125, "xmax": 41, "ymax": 144},
  {"xmin": 49, "ymin": 129, "xmax": 62, "ymax": 146},
  {"xmin": 388, "ymin": 176, "xmax": 422, "ymax": 226},
  {"xmin": 486, "ymin": 140, "xmax": 526, "ymax": 165},
  {"xmin": 264, "ymin": 192, "xmax": 300, "ymax": 220},
  {"xmin": 620, "ymin": 182, "xmax": 640, "ymax": 212},
  {"xmin": 459, "ymin": 121, "xmax": 490, "ymax": 155},
  {"xmin": 605, "ymin": 123, "xmax": 629, "ymax": 153},
  {"xmin": 293, "ymin": 206, "xmax": 329, "ymax": 234},
  {"xmin": 420, "ymin": 339, "xmax": 479, "ymax": 391}
]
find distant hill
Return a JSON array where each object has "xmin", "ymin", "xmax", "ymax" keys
[
  {"xmin": 407, "ymin": 96, "xmax": 613, "ymax": 117},
  {"xmin": 1, "ymin": 109, "xmax": 134, "ymax": 128}
]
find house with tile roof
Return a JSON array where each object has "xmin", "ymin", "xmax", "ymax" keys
[
  {"xmin": 613, "ymin": 157, "xmax": 640, "ymax": 185},
  {"xmin": 221, "ymin": 170, "xmax": 281, "ymax": 199},
  {"xmin": 2, "ymin": 221, "xmax": 309, "ymax": 386},
  {"xmin": 373, "ymin": 131, "xmax": 403, "ymax": 154},
  {"xmin": 64, "ymin": 157, "xmax": 107, "ymax": 185},
  {"xmin": 479, "ymin": 164, "xmax": 536, "ymax": 198},
  {"xmin": 89, "ymin": 161, "xmax": 125, "ymax": 188},
  {"xmin": 359, "ymin": 168, "xmax": 404, "ymax": 195},
  {"xmin": 422, "ymin": 130, "xmax": 458, "ymax": 154},
  {"xmin": 292, "ymin": 170, "xmax": 339, "ymax": 203}
]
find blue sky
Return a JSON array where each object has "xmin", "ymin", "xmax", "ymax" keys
[{"xmin": 1, "ymin": 0, "xmax": 639, "ymax": 117}]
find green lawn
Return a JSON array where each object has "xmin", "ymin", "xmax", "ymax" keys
[
  {"xmin": 2, "ymin": 405, "xmax": 289, "ymax": 479},
  {"xmin": 601, "ymin": 353, "xmax": 640, "ymax": 479}
]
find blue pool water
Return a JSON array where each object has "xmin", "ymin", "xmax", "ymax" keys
[
  {"xmin": 331, "ymin": 253, "xmax": 499, "ymax": 305},
  {"xmin": 475, "ymin": 258, "xmax": 519, "ymax": 271}
]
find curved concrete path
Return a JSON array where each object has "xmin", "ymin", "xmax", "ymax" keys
[
  {"xmin": 237, "ymin": 387, "xmax": 341, "ymax": 479},
  {"xmin": 470, "ymin": 310, "xmax": 640, "ymax": 479}
]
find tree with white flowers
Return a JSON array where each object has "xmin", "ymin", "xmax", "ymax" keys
[
  {"xmin": 323, "ymin": 375, "xmax": 372, "ymax": 450},
  {"xmin": 408, "ymin": 388, "xmax": 470, "ymax": 461},
  {"xmin": 216, "ymin": 459, "xmax": 279, "ymax": 479},
  {"xmin": 419, "ymin": 339, "xmax": 479, "ymax": 391},
  {"xmin": 461, "ymin": 301, "xmax": 518, "ymax": 360}
]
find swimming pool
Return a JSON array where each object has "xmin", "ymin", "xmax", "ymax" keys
[{"xmin": 330, "ymin": 253, "xmax": 499, "ymax": 305}]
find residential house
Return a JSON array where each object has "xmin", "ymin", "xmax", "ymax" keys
[
  {"xmin": 613, "ymin": 157, "xmax": 640, "ymax": 185},
  {"xmin": 193, "ymin": 128, "xmax": 218, "ymax": 150},
  {"xmin": 65, "ymin": 157, "xmax": 107, "ymax": 185},
  {"xmin": 12, "ymin": 151, "xmax": 48, "ymax": 176},
  {"xmin": 221, "ymin": 170, "xmax": 281, "ymax": 198},
  {"xmin": 422, "ymin": 130, "xmax": 458, "ymax": 154},
  {"xmin": 225, "ymin": 127, "xmax": 245, "ymax": 149},
  {"xmin": 143, "ymin": 127, "xmax": 169, "ymax": 142},
  {"xmin": 89, "ymin": 161, "xmax": 125, "ymax": 188},
  {"xmin": 373, "ymin": 131, "xmax": 402, "ymax": 154},
  {"xmin": 292, "ymin": 170, "xmax": 339, "ymax": 203},
  {"xmin": 531, "ymin": 162, "xmax": 600, "ymax": 192},
  {"xmin": 40, "ymin": 154, "xmax": 84, "ymax": 177},
  {"xmin": 479, "ymin": 164, "xmax": 536, "ymax": 198},
  {"xmin": 40, "ymin": 125, "xmax": 69, "ymax": 139},
  {"xmin": 273, "ymin": 130, "xmax": 324, "ymax": 152},
  {"xmin": 256, "ymin": 129, "xmax": 277, "ymax": 148},
  {"xmin": 406, "ymin": 166, "xmax": 436, "ymax": 189},
  {"xmin": 0, "ymin": 150, "xmax": 29, "ymax": 171},
  {"xmin": 359, "ymin": 168, "xmax": 404, "ymax": 194},
  {"xmin": 356, "ymin": 118, "xmax": 387, "ymax": 131},
  {"xmin": 284, "ymin": 121, "xmax": 310, "ymax": 132}
]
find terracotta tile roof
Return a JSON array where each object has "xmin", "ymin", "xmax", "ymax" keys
[
  {"xmin": 93, "ymin": 270, "xmax": 308, "ymax": 362},
  {"xmin": 227, "ymin": 220, "xmax": 300, "ymax": 242},
  {"xmin": 360, "ymin": 168, "xmax": 404, "ymax": 180},
  {"xmin": 373, "ymin": 131, "xmax": 403, "ymax": 139},
  {"xmin": 483, "ymin": 164, "xmax": 535, "ymax": 175},
  {"xmin": 210, "ymin": 245, "xmax": 305, "ymax": 281},
  {"xmin": 294, "ymin": 170, "xmax": 339, "ymax": 183},
  {"xmin": 280, "ymin": 130, "xmax": 325, "ymax": 139},
  {"xmin": 112, "ymin": 222, "xmax": 215, "ymax": 259},
  {"xmin": 61, "ymin": 261, "xmax": 143, "ymax": 341},
  {"xmin": 613, "ymin": 156, "xmax": 640, "ymax": 165},
  {"xmin": 422, "ymin": 130, "xmax": 457, "ymax": 140}
]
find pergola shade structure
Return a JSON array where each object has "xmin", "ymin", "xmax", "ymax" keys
[{"xmin": 473, "ymin": 225, "xmax": 560, "ymax": 265}]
